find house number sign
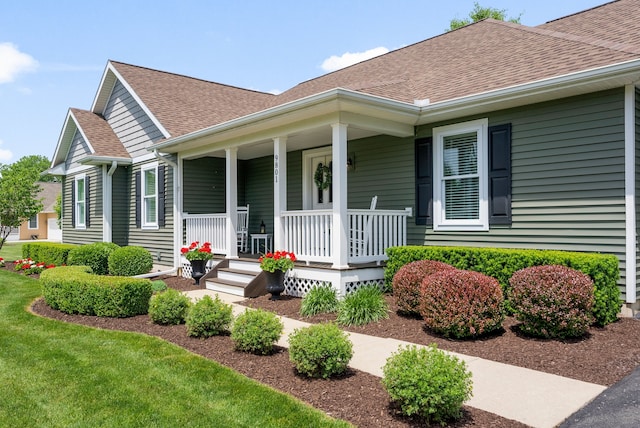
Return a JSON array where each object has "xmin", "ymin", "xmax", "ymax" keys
[{"xmin": 274, "ymin": 154, "xmax": 279, "ymax": 183}]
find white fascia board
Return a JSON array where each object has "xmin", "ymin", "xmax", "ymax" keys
[
  {"xmin": 152, "ymin": 88, "xmax": 419, "ymax": 152},
  {"xmin": 419, "ymin": 58, "xmax": 640, "ymax": 124},
  {"xmin": 93, "ymin": 61, "xmax": 171, "ymax": 139},
  {"xmin": 51, "ymin": 110, "xmax": 77, "ymax": 167},
  {"xmin": 78, "ymin": 155, "xmax": 132, "ymax": 166}
]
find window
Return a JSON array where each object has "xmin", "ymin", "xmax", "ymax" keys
[
  {"xmin": 141, "ymin": 163, "xmax": 158, "ymax": 228},
  {"xmin": 74, "ymin": 174, "xmax": 86, "ymax": 229},
  {"xmin": 415, "ymin": 121, "xmax": 511, "ymax": 228},
  {"xmin": 433, "ymin": 119, "xmax": 488, "ymax": 231},
  {"xmin": 28, "ymin": 215, "xmax": 38, "ymax": 229}
]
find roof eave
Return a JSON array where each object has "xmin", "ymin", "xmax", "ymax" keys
[
  {"xmin": 418, "ymin": 58, "xmax": 640, "ymax": 124},
  {"xmin": 151, "ymin": 88, "xmax": 420, "ymax": 153},
  {"xmin": 79, "ymin": 155, "xmax": 133, "ymax": 166}
]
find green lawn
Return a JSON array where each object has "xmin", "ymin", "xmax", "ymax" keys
[
  {"xmin": 0, "ymin": 241, "xmax": 23, "ymax": 262},
  {"xmin": 0, "ymin": 270, "xmax": 350, "ymax": 427}
]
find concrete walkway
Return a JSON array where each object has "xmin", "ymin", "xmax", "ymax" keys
[{"xmin": 185, "ymin": 289, "xmax": 606, "ymax": 428}]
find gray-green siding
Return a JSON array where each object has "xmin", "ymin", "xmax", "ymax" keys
[
  {"xmin": 635, "ymin": 87, "xmax": 640, "ymax": 300},
  {"xmin": 65, "ymin": 129, "xmax": 91, "ymax": 171},
  {"xmin": 61, "ymin": 168, "xmax": 104, "ymax": 244},
  {"xmin": 125, "ymin": 161, "xmax": 175, "ymax": 264},
  {"xmin": 103, "ymin": 80, "xmax": 165, "ymax": 157}
]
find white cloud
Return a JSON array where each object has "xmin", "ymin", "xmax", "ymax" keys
[
  {"xmin": 321, "ymin": 46, "xmax": 389, "ymax": 72},
  {"xmin": 0, "ymin": 42, "xmax": 38, "ymax": 84},
  {"xmin": 0, "ymin": 139, "xmax": 13, "ymax": 162}
]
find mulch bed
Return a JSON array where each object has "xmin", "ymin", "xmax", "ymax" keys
[{"xmin": 16, "ymin": 266, "xmax": 640, "ymax": 427}]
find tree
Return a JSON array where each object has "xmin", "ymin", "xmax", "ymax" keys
[
  {"xmin": 0, "ymin": 157, "xmax": 47, "ymax": 250},
  {"xmin": 447, "ymin": 2, "xmax": 522, "ymax": 31},
  {"xmin": 2, "ymin": 155, "xmax": 57, "ymax": 182}
]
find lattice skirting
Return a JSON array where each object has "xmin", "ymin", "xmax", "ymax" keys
[
  {"xmin": 181, "ymin": 261, "xmax": 214, "ymax": 279},
  {"xmin": 284, "ymin": 275, "xmax": 385, "ymax": 297}
]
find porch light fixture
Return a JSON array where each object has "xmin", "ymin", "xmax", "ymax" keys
[{"xmin": 347, "ymin": 153, "xmax": 355, "ymax": 171}]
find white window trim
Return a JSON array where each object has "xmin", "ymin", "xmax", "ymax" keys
[
  {"xmin": 433, "ymin": 118, "xmax": 489, "ymax": 231},
  {"xmin": 75, "ymin": 174, "xmax": 86, "ymax": 229},
  {"xmin": 28, "ymin": 215, "xmax": 38, "ymax": 230},
  {"xmin": 141, "ymin": 162, "xmax": 159, "ymax": 229}
]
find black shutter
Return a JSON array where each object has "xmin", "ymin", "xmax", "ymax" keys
[
  {"xmin": 488, "ymin": 124, "xmax": 512, "ymax": 225},
  {"xmin": 71, "ymin": 179, "xmax": 76, "ymax": 227},
  {"xmin": 85, "ymin": 175, "xmax": 90, "ymax": 227},
  {"xmin": 135, "ymin": 170, "xmax": 141, "ymax": 228},
  {"xmin": 157, "ymin": 165, "xmax": 166, "ymax": 227},
  {"xmin": 415, "ymin": 137, "xmax": 433, "ymax": 226}
]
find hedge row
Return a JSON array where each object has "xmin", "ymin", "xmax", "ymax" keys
[
  {"xmin": 41, "ymin": 266, "xmax": 153, "ymax": 317},
  {"xmin": 385, "ymin": 246, "xmax": 621, "ymax": 326},
  {"xmin": 22, "ymin": 242, "xmax": 77, "ymax": 266}
]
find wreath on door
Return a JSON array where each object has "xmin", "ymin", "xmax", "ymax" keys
[{"xmin": 314, "ymin": 163, "xmax": 332, "ymax": 191}]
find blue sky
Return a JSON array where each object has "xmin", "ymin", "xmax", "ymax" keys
[{"xmin": 0, "ymin": 0, "xmax": 606, "ymax": 165}]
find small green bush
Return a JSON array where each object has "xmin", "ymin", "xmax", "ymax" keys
[
  {"xmin": 419, "ymin": 269, "xmax": 504, "ymax": 339},
  {"xmin": 392, "ymin": 260, "xmax": 455, "ymax": 315},
  {"xmin": 382, "ymin": 344, "xmax": 472, "ymax": 425},
  {"xmin": 150, "ymin": 280, "xmax": 167, "ymax": 293},
  {"xmin": 108, "ymin": 246, "xmax": 154, "ymax": 276},
  {"xmin": 148, "ymin": 289, "xmax": 191, "ymax": 325},
  {"xmin": 300, "ymin": 284, "xmax": 340, "ymax": 317},
  {"xmin": 288, "ymin": 323, "xmax": 353, "ymax": 378},
  {"xmin": 231, "ymin": 309, "xmax": 283, "ymax": 355},
  {"xmin": 509, "ymin": 265, "xmax": 595, "ymax": 339},
  {"xmin": 336, "ymin": 285, "xmax": 389, "ymax": 326},
  {"xmin": 67, "ymin": 242, "xmax": 120, "ymax": 275},
  {"xmin": 40, "ymin": 266, "xmax": 152, "ymax": 317},
  {"xmin": 22, "ymin": 242, "xmax": 77, "ymax": 266},
  {"xmin": 186, "ymin": 295, "xmax": 234, "ymax": 338}
]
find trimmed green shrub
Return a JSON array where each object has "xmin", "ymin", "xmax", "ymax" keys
[
  {"xmin": 40, "ymin": 266, "xmax": 152, "ymax": 317},
  {"xmin": 382, "ymin": 344, "xmax": 472, "ymax": 425},
  {"xmin": 392, "ymin": 260, "xmax": 456, "ymax": 315},
  {"xmin": 510, "ymin": 265, "xmax": 595, "ymax": 339},
  {"xmin": 336, "ymin": 285, "xmax": 389, "ymax": 326},
  {"xmin": 151, "ymin": 280, "xmax": 167, "ymax": 293},
  {"xmin": 231, "ymin": 309, "xmax": 284, "ymax": 355},
  {"xmin": 386, "ymin": 246, "xmax": 620, "ymax": 326},
  {"xmin": 108, "ymin": 246, "xmax": 154, "ymax": 276},
  {"xmin": 288, "ymin": 323, "xmax": 353, "ymax": 379},
  {"xmin": 186, "ymin": 295, "xmax": 233, "ymax": 337},
  {"xmin": 148, "ymin": 288, "xmax": 191, "ymax": 325},
  {"xmin": 300, "ymin": 283, "xmax": 340, "ymax": 317},
  {"xmin": 419, "ymin": 269, "xmax": 504, "ymax": 339},
  {"xmin": 22, "ymin": 242, "xmax": 77, "ymax": 266},
  {"xmin": 67, "ymin": 242, "xmax": 120, "ymax": 275}
]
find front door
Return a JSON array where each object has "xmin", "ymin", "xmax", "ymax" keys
[{"xmin": 311, "ymin": 154, "xmax": 332, "ymax": 210}]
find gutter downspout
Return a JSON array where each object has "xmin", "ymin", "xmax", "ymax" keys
[
  {"xmin": 153, "ymin": 150, "xmax": 181, "ymax": 272},
  {"xmin": 134, "ymin": 267, "xmax": 178, "ymax": 279},
  {"xmin": 624, "ymin": 85, "xmax": 637, "ymax": 306}
]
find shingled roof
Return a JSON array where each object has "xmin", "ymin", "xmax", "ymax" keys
[
  {"xmin": 273, "ymin": 9, "xmax": 640, "ymax": 107},
  {"xmin": 110, "ymin": 61, "xmax": 275, "ymax": 137},
  {"xmin": 70, "ymin": 108, "xmax": 129, "ymax": 159}
]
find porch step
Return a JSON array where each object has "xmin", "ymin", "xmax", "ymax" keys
[{"xmin": 204, "ymin": 258, "xmax": 267, "ymax": 298}]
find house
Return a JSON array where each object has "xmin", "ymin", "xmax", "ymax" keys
[
  {"xmin": 18, "ymin": 181, "xmax": 62, "ymax": 241},
  {"xmin": 48, "ymin": 0, "xmax": 640, "ymax": 312}
]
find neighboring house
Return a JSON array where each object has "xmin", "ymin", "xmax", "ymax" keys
[
  {"xmin": 48, "ymin": 0, "xmax": 640, "ymax": 311},
  {"xmin": 18, "ymin": 182, "xmax": 62, "ymax": 241}
]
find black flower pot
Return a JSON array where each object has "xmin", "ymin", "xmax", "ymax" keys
[
  {"xmin": 190, "ymin": 259, "xmax": 207, "ymax": 286},
  {"xmin": 264, "ymin": 270, "xmax": 286, "ymax": 300}
]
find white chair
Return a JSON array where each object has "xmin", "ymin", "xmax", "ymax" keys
[
  {"xmin": 350, "ymin": 196, "xmax": 377, "ymax": 259},
  {"xmin": 237, "ymin": 205, "xmax": 249, "ymax": 253}
]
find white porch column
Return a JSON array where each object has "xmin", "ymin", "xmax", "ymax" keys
[
  {"xmin": 226, "ymin": 147, "xmax": 239, "ymax": 259},
  {"xmin": 625, "ymin": 84, "xmax": 636, "ymax": 304},
  {"xmin": 102, "ymin": 164, "xmax": 111, "ymax": 243},
  {"xmin": 273, "ymin": 136, "xmax": 287, "ymax": 250},
  {"xmin": 331, "ymin": 123, "xmax": 349, "ymax": 268}
]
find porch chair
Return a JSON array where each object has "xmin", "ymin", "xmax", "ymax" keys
[
  {"xmin": 237, "ymin": 205, "xmax": 249, "ymax": 253},
  {"xmin": 350, "ymin": 196, "xmax": 377, "ymax": 259}
]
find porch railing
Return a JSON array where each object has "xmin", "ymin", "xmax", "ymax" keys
[
  {"xmin": 184, "ymin": 208, "xmax": 410, "ymax": 264},
  {"xmin": 183, "ymin": 213, "xmax": 226, "ymax": 254}
]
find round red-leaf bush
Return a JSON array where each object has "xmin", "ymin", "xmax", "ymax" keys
[
  {"xmin": 509, "ymin": 265, "xmax": 595, "ymax": 339},
  {"xmin": 419, "ymin": 269, "xmax": 505, "ymax": 339},
  {"xmin": 392, "ymin": 260, "xmax": 456, "ymax": 315}
]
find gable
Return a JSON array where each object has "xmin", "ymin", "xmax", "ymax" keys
[
  {"xmin": 65, "ymin": 129, "xmax": 93, "ymax": 170},
  {"xmin": 103, "ymin": 80, "xmax": 166, "ymax": 158}
]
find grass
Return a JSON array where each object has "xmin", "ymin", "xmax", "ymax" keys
[
  {"xmin": 0, "ymin": 241, "xmax": 23, "ymax": 262},
  {"xmin": 0, "ymin": 269, "xmax": 351, "ymax": 428}
]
